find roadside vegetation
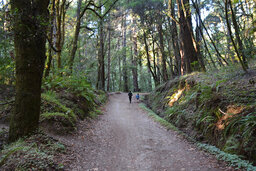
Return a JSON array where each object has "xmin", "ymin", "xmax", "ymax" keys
[
  {"xmin": 144, "ymin": 64, "xmax": 256, "ymax": 166},
  {"xmin": 0, "ymin": 73, "xmax": 107, "ymax": 170}
]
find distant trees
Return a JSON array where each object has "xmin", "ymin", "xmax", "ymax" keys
[{"xmin": 9, "ymin": 0, "xmax": 50, "ymax": 142}]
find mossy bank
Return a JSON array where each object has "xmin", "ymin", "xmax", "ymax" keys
[{"xmin": 144, "ymin": 66, "xmax": 256, "ymax": 165}]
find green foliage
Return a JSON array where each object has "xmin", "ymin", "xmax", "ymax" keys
[
  {"xmin": 146, "ymin": 65, "xmax": 256, "ymax": 164},
  {"xmin": 197, "ymin": 143, "xmax": 256, "ymax": 170},
  {"xmin": 223, "ymin": 136, "xmax": 240, "ymax": 154},
  {"xmin": 224, "ymin": 112, "xmax": 256, "ymax": 159},
  {"xmin": 43, "ymin": 73, "xmax": 93, "ymax": 94},
  {"xmin": 41, "ymin": 92, "xmax": 77, "ymax": 122},
  {"xmin": 41, "ymin": 112, "xmax": 75, "ymax": 127},
  {"xmin": 88, "ymin": 109, "xmax": 102, "ymax": 119},
  {"xmin": 0, "ymin": 134, "xmax": 66, "ymax": 170},
  {"xmin": 0, "ymin": 57, "xmax": 15, "ymax": 85},
  {"xmin": 141, "ymin": 99, "xmax": 256, "ymax": 170}
]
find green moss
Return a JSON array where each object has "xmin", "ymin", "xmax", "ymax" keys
[
  {"xmin": 197, "ymin": 143, "xmax": 256, "ymax": 170},
  {"xmin": 41, "ymin": 112, "xmax": 75, "ymax": 127},
  {"xmin": 41, "ymin": 93, "xmax": 77, "ymax": 122}
]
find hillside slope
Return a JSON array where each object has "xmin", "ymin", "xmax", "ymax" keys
[{"xmin": 145, "ymin": 67, "xmax": 256, "ymax": 165}]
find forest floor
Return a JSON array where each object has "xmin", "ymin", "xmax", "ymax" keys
[{"xmin": 54, "ymin": 93, "xmax": 237, "ymax": 171}]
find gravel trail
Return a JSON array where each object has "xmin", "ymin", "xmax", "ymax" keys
[{"xmin": 60, "ymin": 93, "xmax": 233, "ymax": 171}]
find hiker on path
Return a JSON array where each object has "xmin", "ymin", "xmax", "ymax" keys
[
  {"xmin": 136, "ymin": 93, "xmax": 140, "ymax": 101},
  {"xmin": 128, "ymin": 91, "xmax": 133, "ymax": 103}
]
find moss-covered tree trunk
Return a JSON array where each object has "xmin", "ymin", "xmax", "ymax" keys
[{"xmin": 9, "ymin": 0, "xmax": 49, "ymax": 142}]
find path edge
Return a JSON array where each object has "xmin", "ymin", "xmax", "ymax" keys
[{"xmin": 139, "ymin": 103, "xmax": 256, "ymax": 171}]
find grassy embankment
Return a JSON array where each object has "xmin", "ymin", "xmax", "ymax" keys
[{"xmin": 142, "ymin": 65, "xmax": 256, "ymax": 170}]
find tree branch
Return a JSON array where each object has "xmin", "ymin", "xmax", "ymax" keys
[{"xmin": 46, "ymin": 36, "xmax": 61, "ymax": 52}]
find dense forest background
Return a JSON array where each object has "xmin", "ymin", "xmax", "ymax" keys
[
  {"xmin": 0, "ymin": 0, "xmax": 256, "ymax": 169},
  {"xmin": 1, "ymin": 0, "xmax": 255, "ymax": 92}
]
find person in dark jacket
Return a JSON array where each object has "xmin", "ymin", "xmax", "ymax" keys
[{"xmin": 128, "ymin": 91, "xmax": 133, "ymax": 103}]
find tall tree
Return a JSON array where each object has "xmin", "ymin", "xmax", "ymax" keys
[
  {"xmin": 177, "ymin": 0, "xmax": 200, "ymax": 73},
  {"xmin": 44, "ymin": 0, "xmax": 56, "ymax": 78},
  {"xmin": 55, "ymin": 0, "xmax": 69, "ymax": 69},
  {"xmin": 157, "ymin": 9, "xmax": 168, "ymax": 82},
  {"xmin": 131, "ymin": 15, "xmax": 139, "ymax": 92},
  {"xmin": 9, "ymin": 0, "xmax": 49, "ymax": 142},
  {"xmin": 107, "ymin": 17, "xmax": 112, "ymax": 91},
  {"xmin": 69, "ymin": 0, "xmax": 94, "ymax": 72},
  {"xmin": 122, "ymin": 12, "xmax": 129, "ymax": 92},
  {"xmin": 168, "ymin": 0, "xmax": 182, "ymax": 75}
]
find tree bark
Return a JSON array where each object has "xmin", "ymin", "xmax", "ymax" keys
[
  {"xmin": 9, "ymin": 0, "xmax": 49, "ymax": 142},
  {"xmin": 157, "ymin": 13, "xmax": 168, "ymax": 82},
  {"xmin": 168, "ymin": 1, "xmax": 181, "ymax": 76},
  {"xmin": 131, "ymin": 16, "xmax": 139, "ymax": 92},
  {"xmin": 194, "ymin": 0, "xmax": 206, "ymax": 72},
  {"xmin": 122, "ymin": 13, "xmax": 128, "ymax": 92},
  {"xmin": 229, "ymin": 0, "xmax": 248, "ymax": 69},
  {"xmin": 107, "ymin": 22, "xmax": 111, "ymax": 92},
  {"xmin": 144, "ymin": 31, "xmax": 159, "ymax": 86},
  {"xmin": 177, "ymin": 0, "xmax": 199, "ymax": 73},
  {"xmin": 44, "ymin": 0, "xmax": 55, "ymax": 78},
  {"xmin": 55, "ymin": 0, "xmax": 68, "ymax": 69},
  {"xmin": 97, "ymin": 17, "xmax": 105, "ymax": 90},
  {"xmin": 68, "ymin": 0, "xmax": 82, "ymax": 72}
]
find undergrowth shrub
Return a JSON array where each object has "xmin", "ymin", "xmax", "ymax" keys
[
  {"xmin": 40, "ymin": 74, "xmax": 107, "ymax": 133},
  {"xmin": 0, "ymin": 133, "xmax": 65, "ymax": 170},
  {"xmin": 41, "ymin": 92, "xmax": 77, "ymax": 122}
]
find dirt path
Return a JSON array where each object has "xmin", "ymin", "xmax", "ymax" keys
[{"xmin": 59, "ymin": 93, "xmax": 233, "ymax": 171}]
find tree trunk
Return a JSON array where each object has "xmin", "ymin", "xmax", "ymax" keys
[
  {"xmin": 56, "ymin": 0, "xmax": 62, "ymax": 68},
  {"xmin": 229, "ymin": 0, "xmax": 248, "ymax": 69},
  {"xmin": 178, "ymin": 0, "xmax": 199, "ymax": 73},
  {"xmin": 194, "ymin": 0, "xmax": 206, "ymax": 72},
  {"xmin": 69, "ymin": 0, "xmax": 82, "ymax": 72},
  {"xmin": 157, "ymin": 13, "xmax": 168, "ymax": 82},
  {"xmin": 107, "ymin": 23, "xmax": 111, "ymax": 92},
  {"xmin": 9, "ymin": 0, "xmax": 49, "ymax": 142},
  {"xmin": 131, "ymin": 16, "xmax": 139, "ymax": 92},
  {"xmin": 122, "ymin": 13, "xmax": 128, "ymax": 92},
  {"xmin": 44, "ymin": 0, "xmax": 55, "ymax": 78},
  {"xmin": 199, "ymin": 25, "xmax": 217, "ymax": 68},
  {"xmin": 167, "ymin": 0, "xmax": 181, "ymax": 76},
  {"xmin": 55, "ymin": 0, "xmax": 67, "ymax": 69},
  {"xmin": 97, "ymin": 17, "xmax": 105, "ymax": 90},
  {"xmin": 144, "ymin": 31, "xmax": 159, "ymax": 86}
]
